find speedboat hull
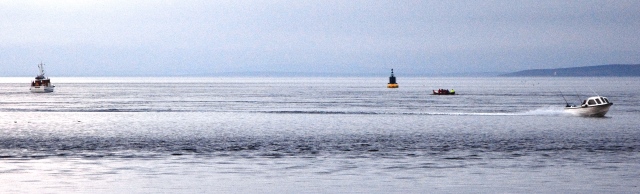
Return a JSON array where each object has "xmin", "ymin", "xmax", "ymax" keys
[{"xmin": 564, "ymin": 103, "xmax": 612, "ymax": 117}]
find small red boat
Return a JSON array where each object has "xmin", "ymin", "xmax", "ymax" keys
[{"xmin": 433, "ymin": 89, "xmax": 455, "ymax": 95}]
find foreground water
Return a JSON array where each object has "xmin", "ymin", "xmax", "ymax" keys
[{"xmin": 1, "ymin": 77, "xmax": 639, "ymax": 193}]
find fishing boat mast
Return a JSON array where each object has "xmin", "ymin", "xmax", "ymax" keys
[{"xmin": 36, "ymin": 62, "xmax": 46, "ymax": 79}]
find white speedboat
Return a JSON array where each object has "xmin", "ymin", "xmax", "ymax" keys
[
  {"xmin": 564, "ymin": 96, "xmax": 612, "ymax": 117},
  {"xmin": 30, "ymin": 62, "xmax": 55, "ymax": 93}
]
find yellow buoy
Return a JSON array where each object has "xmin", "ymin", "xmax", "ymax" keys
[{"xmin": 387, "ymin": 69, "xmax": 398, "ymax": 88}]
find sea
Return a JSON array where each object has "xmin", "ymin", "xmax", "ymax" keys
[{"xmin": 0, "ymin": 77, "xmax": 638, "ymax": 193}]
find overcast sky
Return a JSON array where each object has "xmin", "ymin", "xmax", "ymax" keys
[{"xmin": 2, "ymin": 0, "xmax": 639, "ymax": 76}]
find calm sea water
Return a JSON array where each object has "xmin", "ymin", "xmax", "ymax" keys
[{"xmin": 1, "ymin": 77, "xmax": 639, "ymax": 193}]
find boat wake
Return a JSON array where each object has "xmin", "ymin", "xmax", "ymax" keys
[
  {"xmin": 516, "ymin": 106, "xmax": 567, "ymax": 116},
  {"xmin": 412, "ymin": 108, "xmax": 566, "ymax": 116},
  {"xmin": 261, "ymin": 107, "xmax": 568, "ymax": 117}
]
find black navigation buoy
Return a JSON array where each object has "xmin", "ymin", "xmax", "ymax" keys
[{"xmin": 387, "ymin": 69, "xmax": 398, "ymax": 88}]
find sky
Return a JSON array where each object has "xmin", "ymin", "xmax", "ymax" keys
[{"xmin": 1, "ymin": 0, "xmax": 639, "ymax": 76}]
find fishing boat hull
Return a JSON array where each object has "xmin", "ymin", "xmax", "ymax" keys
[
  {"xmin": 564, "ymin": 103, "xmax": 612, "ymax": 117},
  {"xmin": 30, "ymin": 86, "xmax": 55, "ymax": 93}
]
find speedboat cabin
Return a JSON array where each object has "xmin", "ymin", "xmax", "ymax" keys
[{"xmin": 583, "ymin": 96, "xmax": 611, "ymax": 106}]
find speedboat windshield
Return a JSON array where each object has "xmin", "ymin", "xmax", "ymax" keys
[{"xmin": 584, "ymin": 96, "xmax": 611, "ymax": 106}]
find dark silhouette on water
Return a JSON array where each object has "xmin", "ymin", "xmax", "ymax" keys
[{"xmin": 387, "ymin": 69, "xmax": 398, "ymax": 88}]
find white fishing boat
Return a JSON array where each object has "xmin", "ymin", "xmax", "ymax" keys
[
  {"xmin": 30, "ymin": 62, "xmax": 55, "ymax": 93},
  {"xmin": 564, "ymin": 96, "xmax": 612, "ymax": 117}
]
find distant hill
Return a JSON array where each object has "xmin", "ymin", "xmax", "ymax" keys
[{"xmin": 500, "ymin": 64, "xmax": 640, "ymax": 77}]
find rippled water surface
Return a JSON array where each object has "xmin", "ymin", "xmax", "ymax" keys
[{"xmin": 1, "ymin": 77, "xmax": 639, "ymax": 193}]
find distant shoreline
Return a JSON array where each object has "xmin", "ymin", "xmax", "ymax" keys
[{"xmin": 500, "ymin": 64, "xmax": 640, "ymax": 77}]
